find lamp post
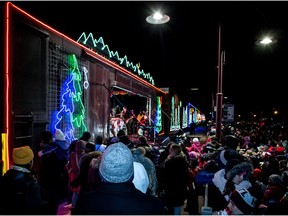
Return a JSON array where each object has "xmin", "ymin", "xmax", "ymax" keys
[
  {"xmin": 215, "ymin": 23, "xmax": 224, "ymax": 140},
  {"xmin": 146, "ymin": 11, "xmax": 170, "ymax": 24},
  {"xmin": 255, "ymin": 36, "xmax": 277, "ymax": 46}
]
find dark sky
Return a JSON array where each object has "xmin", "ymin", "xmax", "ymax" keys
[{"xmin": 11, "ymin": 1, "xmax": 288, "ymax": 120}]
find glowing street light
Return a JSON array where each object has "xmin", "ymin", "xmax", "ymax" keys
[
  {"xmin": 255, "ymin": 36, "xmax": 277, "ymax": 46},
  {"xmin": 146, "ymin": 11, "xmax": 170, "ymax": 24}
]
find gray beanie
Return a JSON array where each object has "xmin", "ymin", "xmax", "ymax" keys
[{"xmin": 99, "ymin": 142, "xmax": 134, "ymax": 183}]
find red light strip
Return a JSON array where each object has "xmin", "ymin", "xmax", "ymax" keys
[{"xmin": 4, "ymin": 2, "xmax": 11, "ymax": 170}]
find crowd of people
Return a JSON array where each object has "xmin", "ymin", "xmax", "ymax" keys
[{"xmin": 0, "ymin": 120, "xmax": 288, "ymax": 215}]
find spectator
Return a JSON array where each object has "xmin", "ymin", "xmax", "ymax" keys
[
  {"xmin": 215, "ymin": 135, "xmax": 241, "ymax": 169},
  {"xmin": 73, "ymin": 142, "xmax": 166, "ymax": 215},
  {"xmin": 37, "ymin": 129, "xmax": 69, "ymax": 162},
  {"xmin": 0, "ymin": 146, "xmax": 48, "ymax": 214},
  {"xmin": 135, "ymin": 136, "xmax": 156, "ymax": 162},
  {"xmin": 33, "ymin": 130, "xmax": 55, "ymax": 182},
  {"xmin": 223, "ymin": 161, "xmax": 254, "ymax": 198},
  {"xmin": 156, "ymin": 142, "xmax": 173, "ymax": 196},
  {"xmin": 185, "ymin": 157, "xmax": 201, "ymax": 215},
  {"xmin": 111, "ymin": 129, "xmax": 126, "ymax": 144},
  {"xmin": 85, "ymin": 142, "xmax": 96, "ymax": 153},
  {"xmin": 119, "ymin": 134, "xmax": 134, "ymax": 149},
  {"xmin": 94, "ymin": 135, "xmax": 106, "ymax": 152},
  {"xmin": 132, "ymin": 161, "xmax": 149, "ymax": 193},
  {"xmin": 258, "ymin": 174, "xmax": 287, "ymax": 214},
  {"xmin": 213, "ymin": 188, "xmax": 257, "ymax": 215},
  {"xmin": 206, "ymin": 159, "xmax": 242, "ymax": 212},
  {"xmin": 162, "ymin": 142, "xmax": 189, "ymax": 215},
  {"xmin": 70, "ymin": 151, "xmax": 102, "ymax": 196},
  {"xmin": 132, "ymin": 147, "xmax": 158, "ymax": 196},
  {"xmin": 79, "ymin": 131, "xmax": 92, "ymax": 142},
  {"xmin": 135, "ymin": 135, "xmax": 149, "ymax": 148},
  {"xmin": 37, "ymin": 130, "xmax": 69, "ymax": 214},
  {"xmin": 69, "ymin": 131, "xmax": 91, "ymax": 155},
  {"xmin": 66, "ymin": 140, "xmax": 87, "ymax": 209},
  {"xmin": 187, "ymin": 137, "xmax": 201, "ymax": 157},
  {"xmin": 66, "ymin": 132, "xmax": 90, "ymax": 205}
]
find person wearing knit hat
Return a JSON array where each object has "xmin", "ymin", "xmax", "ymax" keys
[
  {"xmin": 0, "ymin": 146, "xmax": 48, "ymax": 214},
  {"xmin": 186, "ymin": 137, "xmax": 201, "ymax": 158},
  {"xmin": 275, "ymin": 146, "xmax": 285, "ymax": 156},
  {"xmin": 99, "ymin": 142, "xmax": 134, "ymax": 183},
  {"xmin": 37, "ymin": 130, "xmax": 71, "ymax": 214},
  {"xmin": 38, "ymin": 129, "xmax": 69, "ymax": 162},
  {"xmin": 259, "ymin": 173, "xmax": 286, "ymax": 212},
  {"xmin": 252, "ymin": 168, "xmax": 262, "ymax": 180},
  {"xmin": 132, "ymin": 161, "xmax": 149, "ymax": 193},
  {"xmin": 13, "ymin": 145, "xmax": 34, "ymax": 165},
  {"xmin": 131, "ymin": 147, "xmax": 158, "ymax": 196},
  {"xmin": 73, "ymin": 142, "xmax": 166, "ymax": 215},
  {"xmin": 228, "ymin": 188, "xmax": 257, "ymax": 215},
  {"xmin": 215, "ymin": 148, "xmax": 239, "ymax": 169},
  {"xmin": 193, "ymin": 137, "xmax": 199, "ymax": 143}
]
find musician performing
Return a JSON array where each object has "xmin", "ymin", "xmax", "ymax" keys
[
  {"xmin": 110, "ymin": 106, "xmax": 151, "ymax": 138},
  {"xmin": 136, "ymin": 110, "xmax": 148, "ymax": 137}
]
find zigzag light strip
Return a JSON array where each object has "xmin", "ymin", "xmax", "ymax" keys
[{"xmin": 77, "ymin": 32, "xmax": 155, "ymax": 85}]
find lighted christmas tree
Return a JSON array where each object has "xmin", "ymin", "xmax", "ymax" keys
[{"xmin": 52, "ymin": 54, "xmax": 87, "ymax": 143}]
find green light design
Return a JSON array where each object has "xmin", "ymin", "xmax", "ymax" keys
[
  {"xmin": 77, "ymin": 32, "xmax": 155, "ymax": 85},
  {"xmin": 68, "ymin": 54, "xmax": 87, "ymax": 130},
  {"xmin": 170, "ymin": 96, "xmax": 181, "ymax": 131}
]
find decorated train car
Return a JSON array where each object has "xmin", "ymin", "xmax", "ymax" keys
[{"xmin": 0, "ymin": 2, "xmax": 168, "ymax": 174}]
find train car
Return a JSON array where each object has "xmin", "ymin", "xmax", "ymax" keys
[{"xmin": 0, "ymin": 2, "xmax": 168, "ymax": 174}]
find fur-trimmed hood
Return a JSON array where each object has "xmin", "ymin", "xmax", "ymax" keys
[{"xmin": 226, "ymin": 161, "xmax": 253, "ymax": 181}]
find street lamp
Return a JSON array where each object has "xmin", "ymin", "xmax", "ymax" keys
[
  {"xmin": 146, "ymin": 11, "xmax": 170, "ymax": 24},
  {"xmin": 255, "ymin": 36, "xmax": 277, "ymax": 46}
]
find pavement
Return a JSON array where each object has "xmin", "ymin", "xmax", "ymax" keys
[{"xmin": 57, "ymin": 200, "xmax": 71, "ymax": 215}]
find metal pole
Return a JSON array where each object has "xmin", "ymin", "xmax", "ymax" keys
[
  {"xmin": 216, "ymin": 23, "xmax": 223, "ymax": 140},
  {"xmin": 211, "ymin": 92, "xmax": 214, "ymax": 120}
]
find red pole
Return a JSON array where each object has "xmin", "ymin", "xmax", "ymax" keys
[{"xmin": 216, "ymin": 23, "xmax": 223, "ymax": 140}]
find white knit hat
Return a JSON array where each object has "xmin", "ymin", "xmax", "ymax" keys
[
  {"xmin": 55, "ymin": 129, "xmax": 65, "ymax": 141},
  {"xmin": 192, "ymin": 137, "xmax": 199, "ymax": 143}
]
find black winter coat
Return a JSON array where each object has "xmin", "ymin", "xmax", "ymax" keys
[
  {"xmin": 73, "ymin": 181, "xmax": 166, "ymax": 215},
  {"xmin": 0, "ymin": 167, "xmax": 48, "ymax": 214},
  {"xmin": 163, "ymin": 155, "xmax": 189, "ymax": 207}
]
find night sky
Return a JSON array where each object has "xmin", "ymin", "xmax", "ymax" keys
[{"xmin": 9, "ymin": 1, "xmax": 288, "ymax": 121}]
